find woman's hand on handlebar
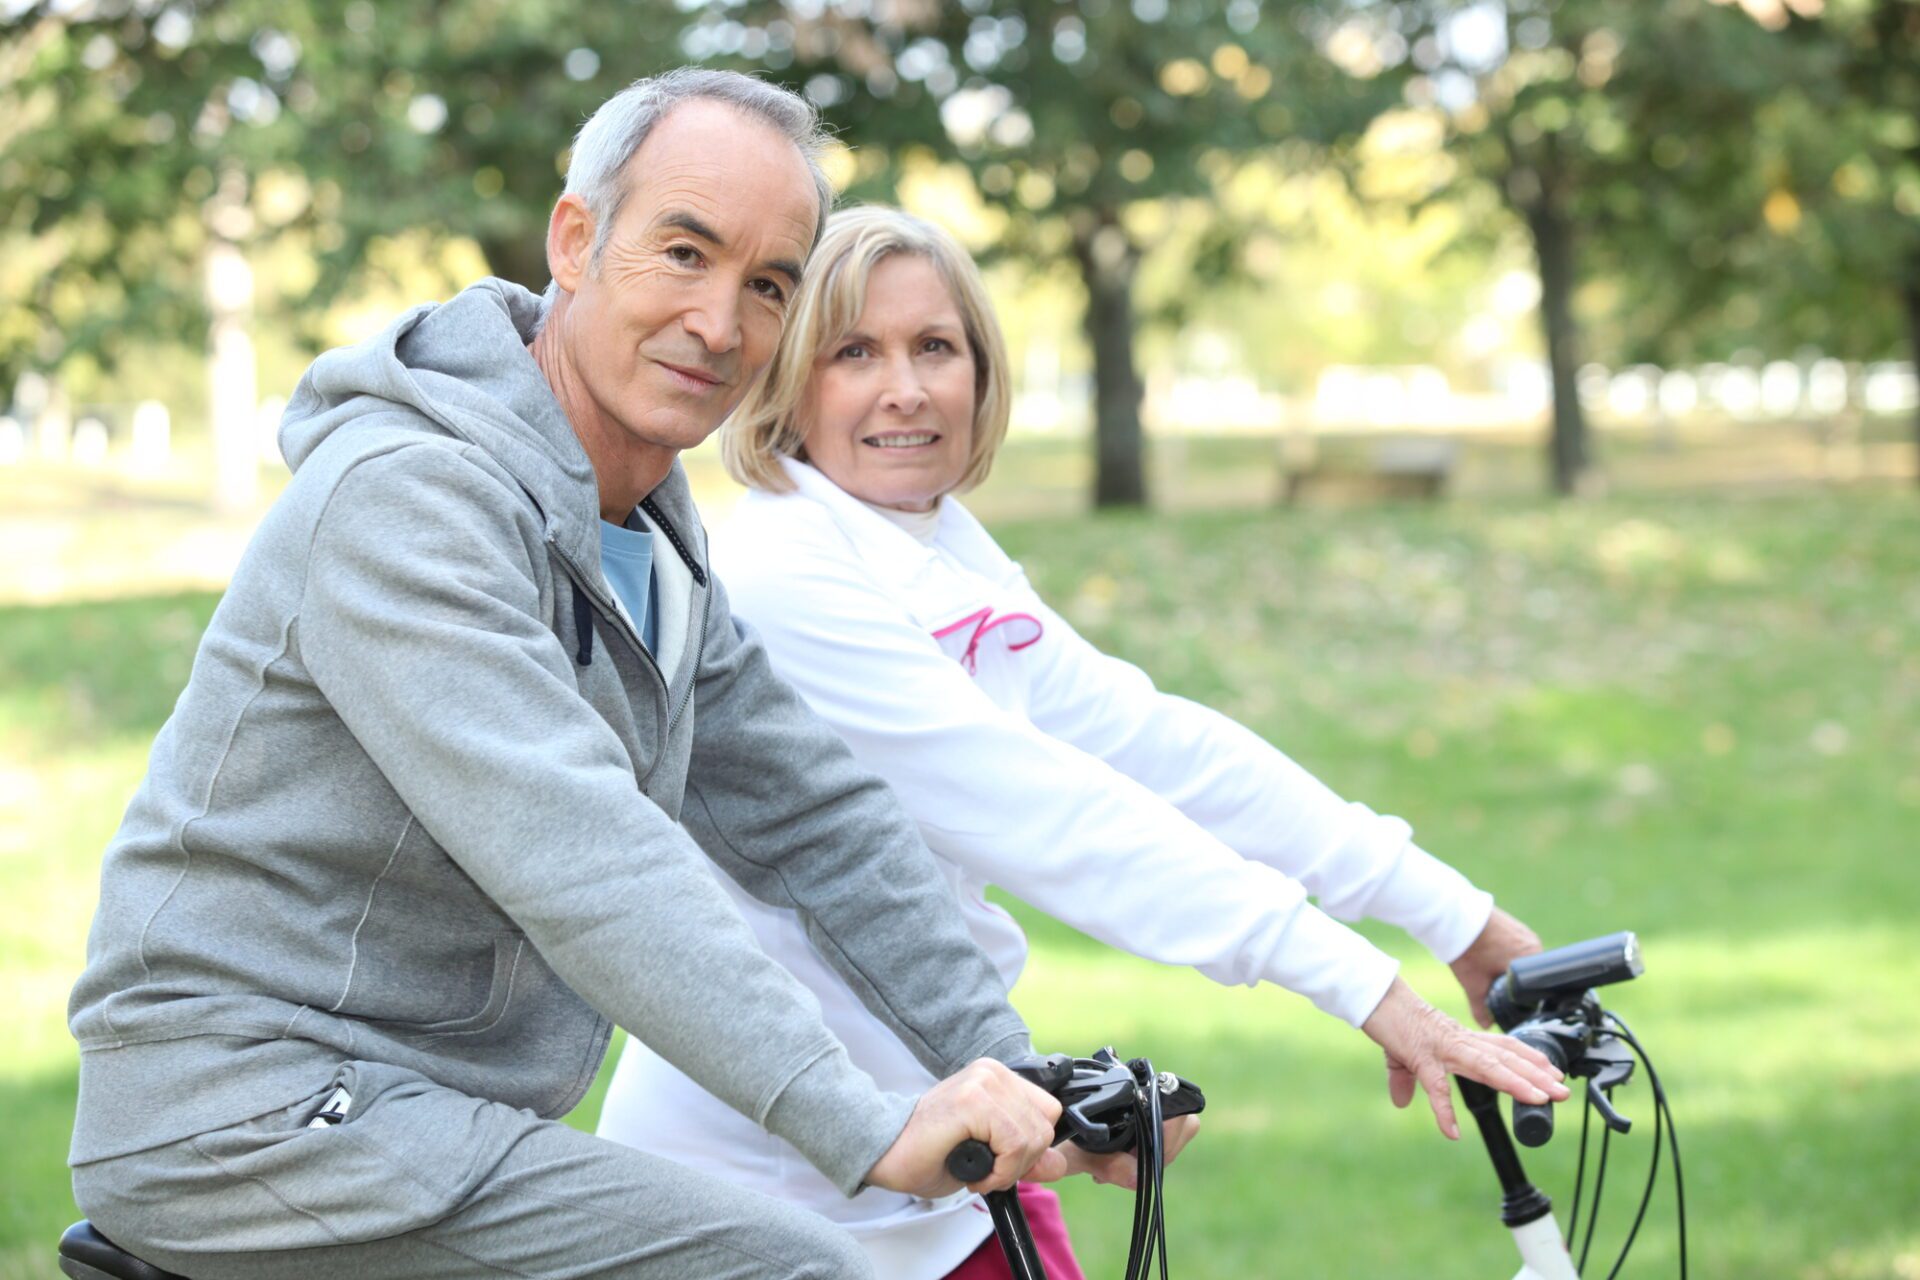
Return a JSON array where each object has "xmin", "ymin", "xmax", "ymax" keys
[
  {"xmin": 866, "ymin": 1058, "xmax": 1062, "ymax": 1198},
  {"xmin": 1361, "ymin": 976, "xmax": 1570, "ymax": 1140},
  {"xmin": 1448, "ymin": 906, "xmax": 1544, "ymax": 1027},
  {"xmin": 1025, "ymin": 1114, "xmax": 1202, "ymax": 1191}
]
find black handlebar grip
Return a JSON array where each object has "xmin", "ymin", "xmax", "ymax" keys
[
  {"xmin": 947, "ymin": 1138, "xmax": 995, "ymax": 1183},
  {"xmin": 1512, "ymin": 1099, "xmax": 1556, "ymax": 1147}
]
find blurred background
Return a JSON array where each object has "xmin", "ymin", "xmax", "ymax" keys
[{"xmin": 2, "ymin": 1, "xmax": 1917, "ymax": 1276}]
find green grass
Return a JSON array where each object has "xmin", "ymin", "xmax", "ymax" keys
[{"xmin": 3, "ymin": 488, "xmax": 1918, "ymax": 1278}]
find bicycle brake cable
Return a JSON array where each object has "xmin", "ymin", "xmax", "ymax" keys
[
  {"xmin": 1122, "ymin": 1057, "xmax": 1171, "ymax": 1280},
  {"xmin": 1606, "ymin": 1016, "xmax": 1687, "ymax": 1280},
  {"xmin": 1566, "ymin": 1076, "xmax": 1594, "ymax": 1248},
  {"xmin": 1577, "ymin": 1116, "xmax": 1612, "ymax": 1272}
]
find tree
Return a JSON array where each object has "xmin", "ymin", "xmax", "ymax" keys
[
  {"xmin": 0, "ymin": 0, "xmax": 692, "ymax": 504},
  {"xmin": 722, "ymin": 0, "xmax": 1397, "ymax": 508},
  {"xmin": 1531, "ymin": 0, "xmax": 1919, "ymax": 485},
  {"xmin": 2, "ymin": 3, "xmax": 340, "ymax": 506},
  {"xmin": 1371, "ymin": 0, "xmax": 1791, "ymax": 495},
  {"xmin": 1773, "ymin": 0, "xmax": 1920, "ymax": 484},
  {"xmin": 0, "ymin": 0, "xmax": 713, "ymax": 341}
]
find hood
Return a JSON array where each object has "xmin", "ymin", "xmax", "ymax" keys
[{"xmin": 278, "ymin": 277, "xmax": 604, "ymax": 563}]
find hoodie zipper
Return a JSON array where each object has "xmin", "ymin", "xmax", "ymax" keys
[
  {"xmin": 551, "ymin": 544, "xmax": 670, "ymax": 703},
  {"xmin": 549, "ymin": 537, "xmax": 710, "ymax": 743},
  {"xmin": 668, "ymin": 571, "xmax": 712, "ymax": 733},
  {"xmin": 640, "ymin": 494, "xmax": 713, "ymax": 737}
]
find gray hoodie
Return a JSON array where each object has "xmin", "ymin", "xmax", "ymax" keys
[{"xmin": 68, "ymin": 278, "xmax": 1030, "ymax": 1194}]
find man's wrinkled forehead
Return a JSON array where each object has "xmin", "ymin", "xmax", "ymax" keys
[{"xmin": 619, "ymin": 99, "xmax": 821, "ymax": 263}]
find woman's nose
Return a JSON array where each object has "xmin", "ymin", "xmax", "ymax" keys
[{"xmin": 879, "ymin": 358, "xmax": 928, "ymax": 415}]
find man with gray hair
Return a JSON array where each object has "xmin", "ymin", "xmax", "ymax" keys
[{"xmin": 66, "ymin": 68, "xmax": 1081, "ymax": 1280}]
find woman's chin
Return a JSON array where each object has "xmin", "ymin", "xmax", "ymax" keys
[
  {"xmin": 835, "ymin": 466, "xmax": 956, "ymax": 513},
  {"xmin": 850, "ymin": 482, "xmax": 942, "ymax": 513}
]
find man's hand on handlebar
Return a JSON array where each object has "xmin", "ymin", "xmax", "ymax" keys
[
  {"xmin": 865, "ymin": 1058, "xmax": 1062, "ymax": 1198},
  {"xmin": 1449, "ymin": 906, "xmax": 1544, "ymax": 1028},
  {"xmin": 1362, "ymin": 976, "xmax": 1570, "ymax": 1140}
]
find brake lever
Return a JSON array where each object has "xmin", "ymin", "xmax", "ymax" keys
[
  {"xmin": 1053, "ymin": 1050, "xmax": 1208, "ymax": 1154},
  {"xmin": 1578, "ymin": 1035, "xmax": 1636, "ymax": 1134},
  {"xmin": 1005, "ymin": 1051, "xmax": 1076, "ymax": 1095},
  {"xmin": 1057, "ymin": 1060, "xmax": 1138, "ymax": 1153}
]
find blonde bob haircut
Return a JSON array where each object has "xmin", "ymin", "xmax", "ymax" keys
[{"xmin": 722, "ymin": 205, "xmax": 1011, "ymax": 496}]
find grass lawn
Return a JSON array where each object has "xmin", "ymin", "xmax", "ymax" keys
[{"xmin": 3, "ymin": 483, "xmax": 1917, "ymax": 1278}]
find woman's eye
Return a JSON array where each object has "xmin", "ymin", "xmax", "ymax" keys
[
  {"xmin": 837, "ymin": 343, "xmax": 868, "ymax": 360},
  {"xmin": 923, "ymin": 337, "xmax": 954, "ymax": 354}
]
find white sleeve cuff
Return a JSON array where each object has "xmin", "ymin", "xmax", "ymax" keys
[
  {"xmin": 1360, "ymin": 844, "xmax": 1494, "ymax": 965},
  {"xmin": 1274, "ymin": 904, "xmax": 1403, "ymax": 1028}
]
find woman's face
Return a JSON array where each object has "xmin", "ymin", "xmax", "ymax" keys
[{"xmin": 797, "ymin": 253, "xmax": 976, "ymax": 513}]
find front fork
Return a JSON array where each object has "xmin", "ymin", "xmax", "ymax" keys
[
  {"xmin": 1509, "ymin": 1213, "xmax": 1579, "ymax": 1280},
  {"xmin": 1456, "ymin": 1077, "xmax": 1580, "ymax": 1280}
]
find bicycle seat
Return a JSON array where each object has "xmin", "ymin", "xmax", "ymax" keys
[{"xmin": 58, "ymin": 1221, "xmax": 189, "ymax": 1280}]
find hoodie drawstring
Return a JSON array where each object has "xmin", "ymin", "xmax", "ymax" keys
[{"xmin": 573, "ymin": 582, "xmax": 594, "ymax": 666}]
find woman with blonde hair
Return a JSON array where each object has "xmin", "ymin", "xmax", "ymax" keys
[{"xmin": 597, "ymin": 206, "xmax": 1564, "ymax": 1279}]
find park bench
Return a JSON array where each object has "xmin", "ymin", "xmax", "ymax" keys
[{"xmin": 1280, "ymin": 435, "xmax": 1459, "ymax": 504}]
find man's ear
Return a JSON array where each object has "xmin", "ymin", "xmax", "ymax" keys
[{"xmin": 547, "ymin": 193, "xmax": 595, "ymax": 295}]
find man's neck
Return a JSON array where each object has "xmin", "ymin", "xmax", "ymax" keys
[{"xmin": 528, "ymin": 309, "xmax": 676, "ymax": 522}]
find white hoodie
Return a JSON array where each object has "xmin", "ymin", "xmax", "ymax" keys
[{"xmin": 598, "ymin": 457, "xmax": 1493, "ymax": 1277}]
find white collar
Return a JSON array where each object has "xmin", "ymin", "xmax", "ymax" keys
[
  {"xmin": 771, "ymin": 456, "xmax": 1022, "ymax": 595},
  {"xmin": 859, "ymin": 497, "xmax": 942, "ymax": 545}
]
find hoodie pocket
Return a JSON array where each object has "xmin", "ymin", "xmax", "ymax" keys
[{"xmin": 365, "ymin": 933, "xmax": 525, "ymax": 1040}]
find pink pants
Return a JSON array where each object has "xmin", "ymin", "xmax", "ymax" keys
[{"xmin": 941, "ymin": 1184, "xmax": 1087, "ymax": 1280}]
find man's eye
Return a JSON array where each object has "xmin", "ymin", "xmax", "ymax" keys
[
  {"xmin": 667, "ymin": 245, "xmax": 701, "ymax": 266},
  {"xmin": 749, "ymin": 278, "xmax": 786, "ymax": 303}
]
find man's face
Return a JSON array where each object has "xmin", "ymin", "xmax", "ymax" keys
[{"xmin": 558, "ymin": 100, "xmax": 817, "ymax": 455}]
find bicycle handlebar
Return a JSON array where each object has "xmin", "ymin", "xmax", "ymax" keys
[
  {"xmin": 1509, "ymin": 1025, "xmax": 1570, "ymax": 1147},
  {"xmin": 944, "ymin": 1049, "xmax": 1205, "ymax": 1184},
  {"xmin": 1466, "ymin": 932, "xmax": 1686, "ymax": 1279},
  {"xmin": 947, "ymin": 1138, "xmax": 997, "ymax": 1183}
]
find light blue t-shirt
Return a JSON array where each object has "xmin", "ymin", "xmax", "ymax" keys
[{"xmin": 600, "ymin": 518, "xmax": 658, "ymax": 655}]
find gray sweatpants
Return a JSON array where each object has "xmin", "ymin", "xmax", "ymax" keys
[{"xmin": 71, "ymin": 1060, "xmax": 876, "ymax": 1279}]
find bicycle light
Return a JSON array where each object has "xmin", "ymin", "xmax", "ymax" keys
[{"xmin": 1488, "ymin": 931, "xmax": 1643, "ymax": 1030}]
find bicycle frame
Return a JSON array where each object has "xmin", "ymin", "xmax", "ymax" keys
[
  {"xmin": 1459, "ymin": 1076, "xmax": 1580, "ymax": 1280},
  {"xmin": 1508, "ymin": 1214, "xmax": 1581, "ymax": 1280}
]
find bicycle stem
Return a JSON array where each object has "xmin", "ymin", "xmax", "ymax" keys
[{"xmin": 1456, "ymin": 1076, "xmax": 1556, "ymax": 1229}]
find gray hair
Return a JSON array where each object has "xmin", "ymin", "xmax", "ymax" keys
[{"xmin": 538, "ymin": 68, "xmax": 834, "ymax": 313}]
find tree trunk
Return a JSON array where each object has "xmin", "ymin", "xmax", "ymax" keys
[
  {"xmin": 1904, "ymin": 253, "xmax": 1920, "ymax": 489},
  {"xmin": 1070, "ymin": 217, "xmax": 1148, "ymax": 509},
  {"xmin": 205, "ymin": 171, "xmax": 259, "ymax": 514},
  {"xmin": 1522, "ymin": 185, "xmax": 1588, "ymax": 497},
  {"xmin": 479, "ymin": 235, "xmax": 551, "ymax": 293}
]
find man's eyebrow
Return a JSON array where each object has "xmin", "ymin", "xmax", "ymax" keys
[
  {"xmin": 657, "ymin": 210, "xmax": 802, "ymax": 287},
  {"xmin": 658, "ymin": 210, "xmax": 724, "ymax": 245}
]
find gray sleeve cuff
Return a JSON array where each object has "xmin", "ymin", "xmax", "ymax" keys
[
  {"xmin": 961, "ymin": 1025, "xmax": 1034, "ymax": 1071},
  {"xmin": 761, "ymin": 1047, "xmax": 917, "ymax": 1197}
]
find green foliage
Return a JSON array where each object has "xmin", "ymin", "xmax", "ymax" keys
[
  {"xmin": 730, "ymin": 1, "xmax": 1390, "ymax": 245},
  {"xmin": 1570, "ymin": 3, "xmax": 1918, "ymax": 366},
  {"xmin": 1371, "ymin": 0, "xmax": 1913, "ymax": 367},
  {"xmin": 0, "ymin": 0, "xmax": 697, "ymax": 385},
  {"xmin": 3, "ymin": 1, "xmax": 1913, "ymax": 494}
]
